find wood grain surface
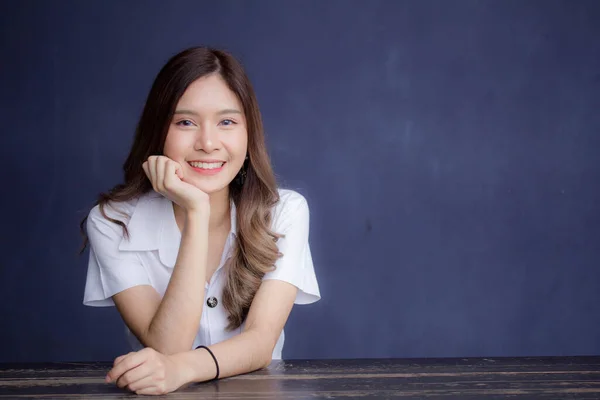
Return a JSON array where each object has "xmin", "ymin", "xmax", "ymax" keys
[{"xmin": 1, "ymin": 356, "xmax": 600, "ymax": 399}]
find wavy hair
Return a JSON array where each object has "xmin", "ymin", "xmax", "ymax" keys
[{"xmin": 80, "ymin": 46, "xmax": 282, "ymax": 330}]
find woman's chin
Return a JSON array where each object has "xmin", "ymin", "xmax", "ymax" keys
[{"xmin": 187, "ymin": 178, "xmax": 231, "ymax": 196}]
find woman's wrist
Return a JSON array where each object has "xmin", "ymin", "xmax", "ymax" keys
[
  {"xmin": 170, "ymin": 352, "xmax": 197, "ymax": 388},
  {"xmin": 184, "ymin": 206, "xmax": 210, "ymax": 227},
  {"xmin": 173, "ymin": 348, "xmax": 218, "ymax": 385}
]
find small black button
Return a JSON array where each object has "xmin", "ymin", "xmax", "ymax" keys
[{"xmin": 207, "ymin": 297, "xmax": 218, "ymax": 308}]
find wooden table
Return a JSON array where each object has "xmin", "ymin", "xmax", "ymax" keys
[{"xmin": 1, "ymin": 356, "xmax": 600, "ymax": 399}]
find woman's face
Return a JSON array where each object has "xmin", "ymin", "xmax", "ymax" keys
[{"xmin": 163, "ymin": 73, "xmax": 248, "ymax": 195}]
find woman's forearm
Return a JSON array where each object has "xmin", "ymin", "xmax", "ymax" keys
[{"xmin": 145, "ymin": 209, "xmax": 210, "ymax": 354}]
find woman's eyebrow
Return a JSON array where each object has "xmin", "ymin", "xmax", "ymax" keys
[
  {"xmin": 174, "ymin": 108, "xmax": 242, "ymax": 116},
  {"xmin": 216, "ymin": 108, "xmax": 242, "ymax": 115}
]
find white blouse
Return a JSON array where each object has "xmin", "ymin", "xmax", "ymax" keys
[{"xmin": 83, "ymin": 188, "xmax": 320, "ymax": 359}]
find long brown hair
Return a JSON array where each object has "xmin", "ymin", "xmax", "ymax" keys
[{"xmin": 80, "ymin": 46, "xmax": 282, "ymax": 330}]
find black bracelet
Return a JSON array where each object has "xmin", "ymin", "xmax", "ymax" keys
[{"xmin": 196, "ymin": 345, "xmax": 220, "ymax": 381}]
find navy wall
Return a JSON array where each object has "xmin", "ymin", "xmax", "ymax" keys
[{"xmin": 1, "ymin": 0, "xmax": 599, "ymax": 362}]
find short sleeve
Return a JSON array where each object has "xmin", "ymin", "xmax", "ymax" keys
[
  {"xmin": 83, "ymin": 206, "xmax": 151, "ymax": 307},
  {"xmin": 262, "ymin": 192, "xmax": 321, "ymax": 304}
]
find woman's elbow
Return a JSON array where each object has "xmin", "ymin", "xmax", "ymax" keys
[
  {"xmin": 244, "ymin": 328, "xmax": 276, "ymax": 369},
  {"xmin": 253, "ymin": 336, "xmax": 275, "ymax": 369},
  {"xmin": 260, "ymin": 352, "xmax": 273, "ymax": 369}
]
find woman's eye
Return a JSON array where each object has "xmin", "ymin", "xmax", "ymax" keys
[
  {"xmin": 219, "ymin": 119, "xmax": 237, "ymax": 126},
  {"xmin": 176, "ymin": 120, "xmax": 194, "ymax": 127}
]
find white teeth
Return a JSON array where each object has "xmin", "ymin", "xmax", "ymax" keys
[{"xmin": 189, "ymin": 161, "xmax": 224, "ymax": 169}]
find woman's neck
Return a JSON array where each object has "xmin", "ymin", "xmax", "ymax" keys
[{"xmin": 207, "ymin": 187, "xmax": 231, "ymax": 231}]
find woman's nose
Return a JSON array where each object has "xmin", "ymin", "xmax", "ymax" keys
[{"xmin": 195, "ymin": 126, "xmax": 220, "ymax": 153}]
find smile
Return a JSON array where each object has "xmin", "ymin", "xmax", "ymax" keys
[
  {"xmin": 188, "ymin": 161, "xmax": 226, "ymax": 176},
  {"xmin": 188, "ymin": 161, "xmax": 225, "ymax": 169}
]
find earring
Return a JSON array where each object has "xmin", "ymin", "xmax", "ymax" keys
[{"xmin": 236, "ymin": 155, "xmax": 249, "ymax": 186}]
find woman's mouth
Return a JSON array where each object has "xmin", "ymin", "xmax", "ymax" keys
[{"xmin": 188, "ymin": 161, "xmax": 226, "ymax": 175}]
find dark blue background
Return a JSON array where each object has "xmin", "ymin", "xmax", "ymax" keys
[{"xmin": 1, "ymin": 0, "xmax": 599, "ymax": 362}]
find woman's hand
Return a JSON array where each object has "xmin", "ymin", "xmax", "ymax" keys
[
  {"xmin": 106, "ymin": 348, "xmax": 190, "ymax": 395},
  {"xmin": 142, "ymin": 155, "xmax": 209, "ymax": 213}
]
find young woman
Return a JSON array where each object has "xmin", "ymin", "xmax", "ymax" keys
[{"xmin": 81, "ymin": 46, "xmax": 320, "ymax": 395}]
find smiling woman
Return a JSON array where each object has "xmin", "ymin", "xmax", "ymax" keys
[
  {"xmin": 79, "ymin": 46, "xmax": 321, "ymax": 396},
  {"xmin": 163, "ymin": 75, "xmax": 248, "ymax": 192}
]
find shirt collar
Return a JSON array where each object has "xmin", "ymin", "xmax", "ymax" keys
[{"xmin": 118, "ymin": 192, "xmax": 237, "ymax": 268}]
